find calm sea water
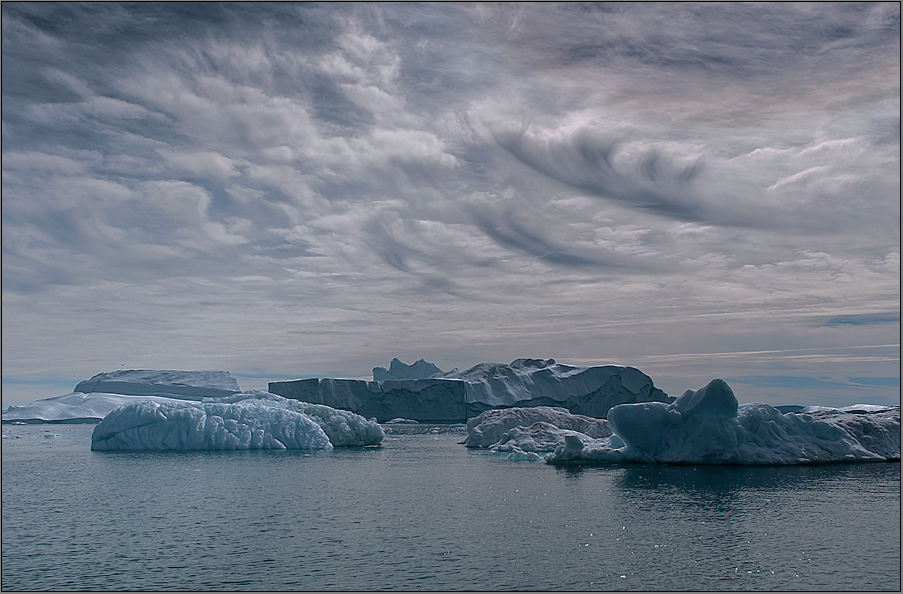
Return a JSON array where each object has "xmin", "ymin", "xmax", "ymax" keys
[{"xmin": 2, "ymin": 423, "xmax": 900, "ymax": 591}]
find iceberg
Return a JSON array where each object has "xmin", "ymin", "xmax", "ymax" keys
[
  {"xmin": 490, "ymin": 422, "xmax": 613, "ymax": 462},
  {"xmin": 91, "ymin": 390, "xmax": 383, "ymax": 451},
  {"xmin": 73, "ymin": 369, "xmax": 240, "ymax": 400},
  {"xmin": 2, "ymin": 370, "xmax": 242, "ymax": 424},
  {"xmin": 540, "ymin": 379, "xmax": 901, "ymax": 465},
  {"xmin": 464, "ymin": 406, "xmax": 611, "ymax": 448},
  {"xmin": 269, "ymin": 358, "xmax": 671, "ymax": 422},
  {"xmin": 2, "ymin": 392, "xmax": 204, "ymax": 424},
  {"xmin": 373, "ymin": 358, "xmax": 443, "ymax": 381}
]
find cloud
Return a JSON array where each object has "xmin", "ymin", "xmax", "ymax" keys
[
  {"xmin": 495, "ymin": 127, "xmax": 705, "ymax": 222},
  {"xmin": 468, "ymin": 200, "xmax": 666, "ymax": 271},
  {"xmin": 1, "ymin": 3, "xmax": 899, "ymax": 408}
]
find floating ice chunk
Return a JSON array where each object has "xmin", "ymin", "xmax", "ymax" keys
[
  {"xmin": 91, "ymin": 391, "xmax": 383, "ymax": 451},
  {"xmin": 385, "ymin": 418, "xmax": 419, "ymax": 424},
  {"xmin": 464, "ymin": 406, "xmax": 611, "ymax": 448},
  {"xmin": 546, "ymin": 379, "xmax": 901, "ymax": 465},
  {"xmin": 504, "ymin": 448, "xmax": 545, "ymax": 462},
  {"xmin": 91, "ymin": 400, "xmax": 331, "ymax": 451},
  {"xmin": 802, "ymin": 404, "xmax": 895, "ymax": 413},
  {"xmin": 546, "ymin": 433, "xmax": 629, "ymax": 464},
  {"xmin": 490, "ymin": 421, "xmax": 603, "ymax": 454}
]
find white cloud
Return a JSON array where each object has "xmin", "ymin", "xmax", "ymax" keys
[{"xmin": 157, "ymin": 150, "xmax": 240, "ymax": 179}]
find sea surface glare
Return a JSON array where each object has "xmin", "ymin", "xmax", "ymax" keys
[{"xmin": 2, "ymin": 424, "xmax": 900, "ymax": 591}]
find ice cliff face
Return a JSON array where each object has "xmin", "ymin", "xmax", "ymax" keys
[{"xmin": 268, "ymin": 358, "xmax": 672, "ymax": 422}]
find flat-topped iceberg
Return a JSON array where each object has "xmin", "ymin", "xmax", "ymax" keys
[
  {"xmin": 74, "ymin": 369, "xmax": 240, "ymax": 400},
  {"xmin": 3, "ymin": 370, "xmax": 242, "ymax": 424},
  {"xmin": 269, "ymin": 358, "xmax": 671, "ymax": 422},
  {"xmin": 91, "ymin": 390, "xmax": 383, "ymax": 451}
]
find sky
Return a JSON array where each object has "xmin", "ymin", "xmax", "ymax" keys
[{"xmin": 2, "ymin": 2, "xmax": 900, "ymax": 409}]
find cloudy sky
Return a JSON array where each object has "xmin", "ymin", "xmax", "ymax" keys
[{"xmin": 2, "ymin": 2, "xmax": 899, "ymax": 408}]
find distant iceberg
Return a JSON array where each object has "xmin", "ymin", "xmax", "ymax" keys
[
  {"xmin": 472, "ymin": 379, "xmax": 900, "ymax": 465},
  {"xmin": 91, "ymin": 390, "xmax": 383, "ymax": 451},
  {"xmin": 73, "ymin": 369, "xmax": 240, "ymax": 400},
  {"xmin": 3, "ymin": 370, "xmax": 242, "ymax": 424},
  {"xmin": 4, "ymin": 360, "xmax": 671, "ymax": 424},
  {"xmin": 269, "ymin": 358, "xmax": 672, "ymax": 422},
  {"xmin": 373, "ymin": 358, "xmax": 443, "ymax": 381}
]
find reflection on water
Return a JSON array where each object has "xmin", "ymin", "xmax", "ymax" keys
[{"xmin": 555, "ymin": 456, "xmax": 900, "ymax": 494}]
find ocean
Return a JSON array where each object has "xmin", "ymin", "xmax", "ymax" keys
[{"xmin": 2, "ymin": 423, "xmax": 900, "ymax": 591}]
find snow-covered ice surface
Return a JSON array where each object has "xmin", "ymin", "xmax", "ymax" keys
[
  {"xmin": 539, "ymin": 379, "xmax": 901, "ymax": 465},
  {"xmin": 3, "ymin": 370, "xmax": 242, "ymax": 423},
  {"xmin": 91, "ymin": 390, "xmax": 383, "ymax": 451}
]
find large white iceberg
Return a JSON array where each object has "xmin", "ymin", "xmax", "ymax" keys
[
  {"xmin": 539, "ymin": 379, "xmax": 901, "ymax": 465},
  {"xmin": 3, "ymin": 370, "xmax": 242, "ymax": 424},
  {"xmin": 269, "ymin": 358, "xmax": 671, "ymax": 422},
  {"xmin": 91, "ymin": 390, "xmax": 384, "ymax": 451}
]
